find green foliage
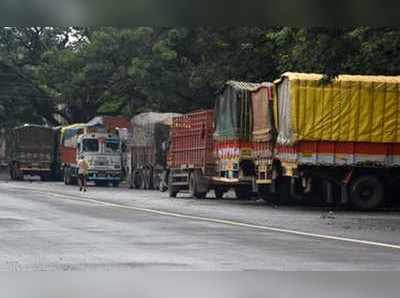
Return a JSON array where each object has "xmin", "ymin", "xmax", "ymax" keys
[{"xmin": 1, "ymin": 26, "xmax": 400, "ymax": 129}]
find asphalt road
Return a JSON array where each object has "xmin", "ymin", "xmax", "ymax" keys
[{"xmin": 1, "ymin": 177, "xmax": 400, "ymax": 270}]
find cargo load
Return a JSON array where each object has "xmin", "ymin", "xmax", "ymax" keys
[
  {"xmin": 275, "ymin": 72, "xmax": 400, "ymax": 145},
  {"xmin": 214, "ymin": 81, "xmax": 259, "ymax": 141},
  {"xmin": 87, "ymin": 115, "xmax": 131, "ymax": 140},
  {"xmin": 128, "ymin": 112, "xmax": 181, "ymax": 190}
]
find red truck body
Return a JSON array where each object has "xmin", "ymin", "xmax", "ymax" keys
[{"xmin": 168, "ymin": 110, "xmax": 214, "ymax": 171}]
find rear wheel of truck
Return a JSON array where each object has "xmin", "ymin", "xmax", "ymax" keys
[
  {"xmin": 159, "ymin": 171, "xmax": 169, "ymax": 192},
  {"xmin": 128, "ymin": 173, "xmax": 134, "ymax": 189},
  {"xmin": 112, "ymin": 181, "xmax": 120, "ymax": 188},
  {"xmin": 350, "ymin": 175, "xmax": 384, "ymax": 211},
  {"xmin": 9, "ymin": 164, "xmax": 15, "ymax": 180},
  {"xmin": 235, "ymin": 186, "xmax": 252, "ymax": 200},
  {"xmin": 189, "ymin": 171, "xmax": 206, "ymax": 199},
  {"xmin": 168, "ymin": 173, "xmax": 178, "ymax": 198},
  {"xmin": 133, "ymin": 171, "xmax": 143, "ymax": 189},
  {"xmin": 214, "ymin": 187, "xmax": 225, "ymax": 199},
  {"xmin": 64, "ymin": 168, "xmax": 70, "ymax": 185},
  {"xmin": 143, "ymin": 168, "xmax": 152, "ymax": 190}
]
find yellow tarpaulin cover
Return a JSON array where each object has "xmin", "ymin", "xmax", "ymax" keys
[{"xmin": 274, "ymin": 72, "xmax": 400, "ymax": 145}]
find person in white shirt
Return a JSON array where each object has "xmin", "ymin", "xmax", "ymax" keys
[{"xmin": 77, "ymin": 155, "xmax": 89, "ymax": 192}]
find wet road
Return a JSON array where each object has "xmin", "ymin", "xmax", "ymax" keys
[{"xmin": 1, "ymin": 179, "xmax": 400, "ymax": 270}]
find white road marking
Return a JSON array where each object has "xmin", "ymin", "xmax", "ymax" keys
[{"xmin": 7, "ymin": 184, "xmax": 400, "ymax": 250}]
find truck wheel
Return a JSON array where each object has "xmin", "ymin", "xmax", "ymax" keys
[
  {"xmin": 350, "ymin": 175, "xmax": 384, "ymax": 211},
  {"xmin": 128, "ymin": 173, "xmax": 134, "ymax": 189},
  {"xmin": 189, "ymin": 172, "xmax": 206, "ymax": 199},
  {"xmin": 168, "ymin": 173, "xmax": 178, "ymax": 198},
  {"xmin": 133, "ymin": 172, "xmax": 143, "ymax": 189},
  {"xmin": 144, "ymin": 169, "xmax": 152, "ymax": 190},
  {"xmin": 159, "ymin": 171, "xmax": 168, "ymax": 192},
  {"xmin": 214, "ymin": 187, "xmax": 225, "ymax": 199},
  {"xmin": 153, "ymin": 172, "xmax": 161, "ymax": 191},
  {"xmin": 64, "ymin": 168, "xmax": 70, "ymax": 185},
  {"xmin": 9, "ymin": 164, "xmax": 15, "ymax": 180},
  {"xmin": 235, "ymin": 186, "xmax": 252, "ymax": 200},
  {"xmin": 112, "ymin": 181, "xmax": 120, "ymax": 188}
]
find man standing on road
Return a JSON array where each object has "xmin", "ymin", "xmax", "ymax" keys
[{"xmin": 78, "ymin": 155, "xmax": 89, "ymax": 192}]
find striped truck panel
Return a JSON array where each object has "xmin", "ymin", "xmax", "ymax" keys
[{"xmin": 276, "ymin": 141, "xmax": 400, "ymax": 167}]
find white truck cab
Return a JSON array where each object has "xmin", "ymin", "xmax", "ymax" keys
[{"xmin": 62, "ymin": 125, "xmax": 122, "ymax": 187}]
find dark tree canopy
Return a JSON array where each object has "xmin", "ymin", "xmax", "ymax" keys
[{"xmin": 1, "ymin": 27, "xmax": 400, "ymax": 128}]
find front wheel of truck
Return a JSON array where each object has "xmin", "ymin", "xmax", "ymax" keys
[
  {"xmin": 168, "ymin": 173, "xmax": 178, "ymax": 198},
  {"xmin": 235, "ymin": 185, "xmax": 252, "ymax": 200},
  {"xmin": 189, "ymin": 171, "xmax": 207, "ymax": 199},
  {"xmin": 214, "ymin": 186, "xmax": 225, "ymax": 199},
  {"xmin": 64, "ymin": 168, "xmax": 70, "ymax": 185}
]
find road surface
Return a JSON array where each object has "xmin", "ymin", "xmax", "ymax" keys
[{"xmin": 1, "ymin": 178, "xmax": 400, "ymax": 270}]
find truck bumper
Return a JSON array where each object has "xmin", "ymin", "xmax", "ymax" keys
[
  {"xmin": 210, "ymin": 176, "xmax": 254, "ymax": 186},
  {"xmin": 87, "ymin": 171, "xmax": 121, "ymax": 181}
]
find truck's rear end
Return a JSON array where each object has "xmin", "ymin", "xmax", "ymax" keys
[
  {"xmin": 274, "ymin": 73, "xmax": 400, "ymax": 210},
  {"xmin": 212, "ymin": 81, "xmax": 263, "ymax": 199},
  {"xmin": 250, "ymin": 83, "xmax": 276, "ymax": 197},
  {"xmin": 167, "ymin": 110, "xmax": 215, "ymax": 198},
  {"xmin": 7, "ymin": 125, "xmax": 57, "ymax": 180},
  {"xmin": 128, "ymin": 113, "xmax": 180, "ymax": 190}
]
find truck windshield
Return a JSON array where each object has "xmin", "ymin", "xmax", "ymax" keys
[
  {"xmin": 82, "ymin": 139, "xmax": 99, "ymax": 152},
  {"xmin": 105, "ymin": 139, "xmax": 120, "ymax": 153}
]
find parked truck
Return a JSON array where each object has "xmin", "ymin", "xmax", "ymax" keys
[
  {"xmin": 60, "ymin": 124, "xmax": 122, "ymax": 187},
  {"xmin": 87, "ymin": 115, "xmax": 131, "ymax": 178},
  {"xmin": 6, "ymin": 125, "xmax": 59, "ymax": 180},
  {"xmin": 167, "ymin": 110, "xmax": 215, "ymax": 198},
  {"xmin": 271, "ymin": 72, "xmax": 400, "ymax": 210},
  {"xmin": 167, "ymin": 81, "xmax": 266, "ymax": 199},
  {"xmin": 127, "ymin": 112, "xmax": 180, "ymax": 190}
]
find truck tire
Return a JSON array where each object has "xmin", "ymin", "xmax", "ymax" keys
[
  {"xmin": 112, "ymin": 181, "xmax": 120, "ymax": 188},
  {"xmin": 64, "ymin": 168, "xmax": 70, "ymax": 185},
  {"xmin": 189, "ymin": 171, "xmax": 206, "ymax": 199},
  {"xmin": 168, "ymin": 173, "xmax": 178, "ymax": 198},
  {"xmin": 133, "ymin": 171, "xmax": 143, "ymax": 189},
  {"xmin": 235, "ymin": 185, "xmax": 252, "ymax": 200},
  {"xmin": 159, "ymin": 171, "xmax": 168, "ymax": 192},
  {"xmin": 214, "ymin": 187, "xmax": 225, "ymax": 199},
  {"xmin": 9, "ymin": 164, "xmax": 15, "ymax": 180},
  {"xmin": 128, "ymin": 173, "xmax": 134, "ymax": 189},
  {"xmin": 350, "ymin": 175, "xmax": 384, "ymax": 211},
  {"xmin": 153, "ymin": 172, "xmax": 162, "ymax": 192},
  {"xmin": 143, "ymin": 168, "xmax": 152, "ymax": 190}
]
